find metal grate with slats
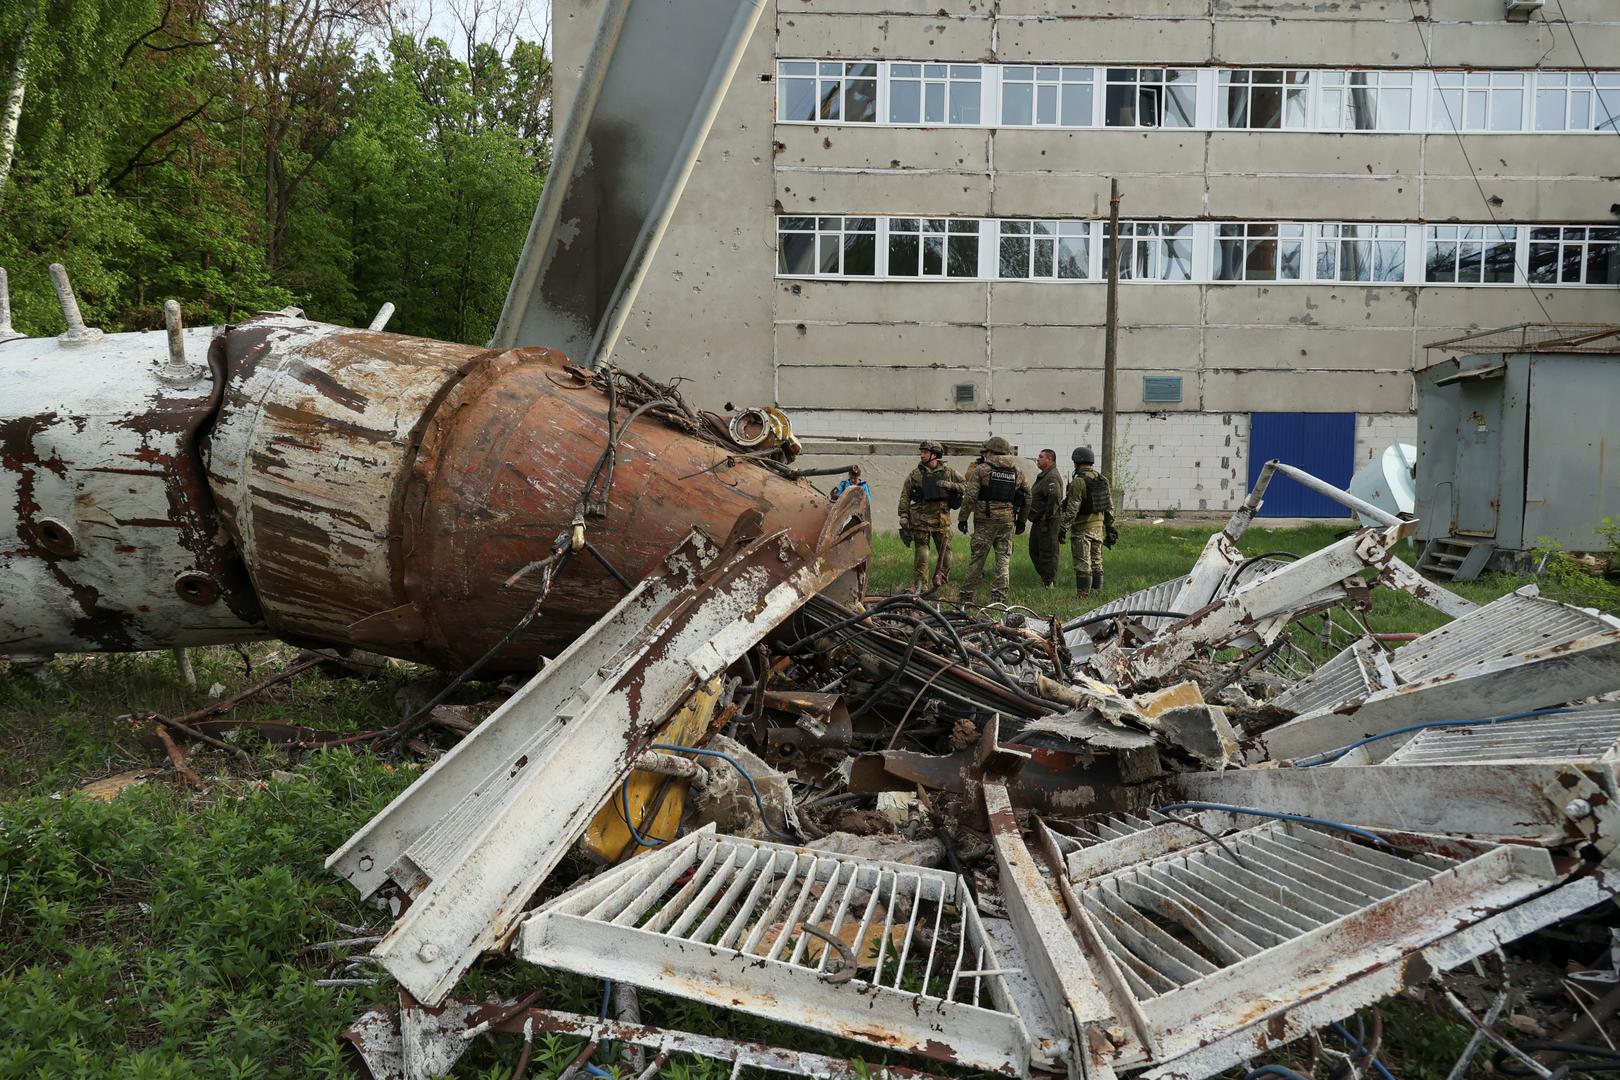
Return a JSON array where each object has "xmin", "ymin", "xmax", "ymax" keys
[
  {"xmin": 1383, "ymin": 702, "xmax": 1620, "ymax": 765},
  {"xmin": 1077, "ymin": 821, "xmax": 1452, "ymax": 1000},
  {"xmin": 1391, "ymin": 589, "xmax": 1619, "ymax": 684},
  {"xmin": 519, "ymin": 826, "xmax": 1036, "ymax": 1075},
  {"xmin": 1062, "ymin": 815, "xmax": 1565, "ymax": 1068},
  {"xmin": 1271, "ymin": 638, "xmax": 1392, "ymax": 716}
]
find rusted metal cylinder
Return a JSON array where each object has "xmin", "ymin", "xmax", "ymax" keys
[
  {"xmin": 0, "ymin": 327, "xmax": 267, "ymax": 655},
  {"xmin": 207, "ymin": 315, "xmax": 862, "ymax": 671}
]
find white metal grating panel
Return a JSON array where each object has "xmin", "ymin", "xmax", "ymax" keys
[
  {"xmin": 1391, "ymin": 589, "xmax": 1619, "ymax": 684},
  {"xmin": 1383, "ymin": 702, "xmax": 1620, "ymax": 765},
  {"xmin": 519, "ymin": 827, "xmax": 1036, "ymax": 1075},
  {"xmin": 1065, "ymin": 815, "xmax": 1563, "ymax": 1066},
  {"xmin": 1271, "ymin": 638, "xmax": 1392, "ymax": 716},
  {"xmin": 1078, "ymin": 822, "xmax": 1452, "ymax": 999}
]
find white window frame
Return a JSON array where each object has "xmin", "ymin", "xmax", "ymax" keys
[
  {"xmin": 776, "ymin": 58, "xmax": 1620, "ymax": 134},
  {"xmin": 1312, "ymin": 70, "xmax": 1416, "ymax": 132},
  {"xmin": 1212, "ymin": 222, "xmax": 1309, "ymax": 281},
  {"xmin": 887, "ymin": 61, "xmax": 985, "ymax": 126},
  {"xmin": 775, "ymin": 216, "xmax": 1613, "ymax": 288},
  {"xmin": 1101, "ymin": 221, "xmax": 1198, "ymax": 281},
  {"xmin": 1534, "ymin": 70, "xmax": 1620, "ymax": 133},
  {"xmin": 1102, "ymin": 67, "xmax": 1198, "ymax": 129},
  {"xmin": 998, "ymin": 65, "xmax": 1097, "ymax": 128},
  {"xmin": 775, "ymin": 215, "xmax": 878, "ymax": 277},
  {"xmin": 1423, "ymin": 224, "xmax": 1521, "ymax": 285},
  {"xmin": 1430, "ymin": 71, "xmax": 1529, "ymax": 133},
  {"xmin": 775, "ymin": 60, "xmax": 881, "ymax": 124},
  {"xmin": 886, "ymin": 217, "xmax": 985, "ymax": 279},
  {"xmin": 1309, "ymin": 223, "xmax": 1409, "ymax": 282},
  {"xmin": 1216, "ymin": 69, "xmax": 1316, "ymax": 130},
  {"xmin": 996, "ymin": 220, "xmax": 1093, "ymax": 280},
  {"xmin": 1527, "ymin": 225, "xmax": 1620, "ymax": 286}
]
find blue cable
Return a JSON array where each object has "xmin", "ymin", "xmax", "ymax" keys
[
  {"xmin": 582, "ymin": 978, "xmax": 616, "ymax": 1077},
  {"xmin": 650, "ymin": 743, "xmax": 796, "ymax": 842},
  {"xmin": 1332, "ymin": 1021, "xmax": 1400, "ymax": 1080},
  {"xmin": 619, "ymin": 774, "xmax": 668, "ymax": 849},
  {"xmin": 1294, "ymin": 707, "xmax": 1579, "ymax": 768},
  {"xmin": 1243, "ymin": 1067, "xmax": 1312, "ymax": 1080},
  {"xmin": 1160, "ymin": 802, "xmax": 1392, "ymax": 848}
]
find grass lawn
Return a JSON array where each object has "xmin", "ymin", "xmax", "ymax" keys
[{"xmin": 0, "ymin": 522, "xmax": 1598, "ymax": 1077}]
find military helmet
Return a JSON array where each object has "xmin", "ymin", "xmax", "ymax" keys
[
  {"xmin": 983, "ymin": 435, "xmax": 1013, "ymax": 455},
  {"xmin": 919, "ymin": 439, "xmax": 944, "ymax": 455},
  {"xmin": 1072, "ymin": 445, "xmax": 1095, "ymax": 465}
]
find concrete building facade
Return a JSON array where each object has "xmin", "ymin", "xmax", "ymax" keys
[{"xmin": 553, "ymin": 0, "xmax": 1620, "ymax": 517}]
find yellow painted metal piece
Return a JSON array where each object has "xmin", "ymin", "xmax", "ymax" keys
[{"xmin": 583, "ymin": 677, "xmax": 725, "ymax": 862}]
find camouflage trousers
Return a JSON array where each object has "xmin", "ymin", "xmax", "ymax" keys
[
  {"xmin": 911, "ymin": 529, "xmax": 951, "ymax": 589},
  {"xmin": 1071, "ymin": 518, "xmax": 1105, "ymax": 576},
  {"xmin": 961, "ymin": 520, "xmax": 1014, "ymax": 603}
]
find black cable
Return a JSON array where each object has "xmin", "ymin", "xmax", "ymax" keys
[
  {"xmin": 1494, "ymin": 1043, "xmax": 1620, "ymax": 1075},
  {"xmin": 1061, "ymin": 608, "xmax": 1190, "ymax": 632},
  {"xmin": 375, "ymin": 547, "xmax": 573, "ymax": 750},
  {"xmin": 1231, "ymin": 549, "xmax": 1301, "ymax": 583}
]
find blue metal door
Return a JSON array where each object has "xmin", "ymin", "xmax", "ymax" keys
[{"xmin": 1248, "ymin": 413, "xmax": 1356, "ymax": 517}]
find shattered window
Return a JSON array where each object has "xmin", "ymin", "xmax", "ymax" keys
[
  {"xmin": 996, "ymin": 219, "xmax": 1088, "ymax": 279},
  {"xmin": 889, "ymin": 219, "xmax": 979, "ymax": 277},
  {"xmin": 1315, "ymin": 223, "xmax": 1407, "ymax": 282},
  {"xmin": 1529, "ymin": 226, "xmax": 1620, "ymax": 285},
  {"xmin": 1102, "ymin": 221, "xmax": 1195, "ymax": 281},
  {"xmin": 1104, "ymin": 68, "xmax": 1196, "ymax": 128},
  {"xmin": 776, "ymin": 61, "xmax": 877, "ymax": 123},
  {"xmin": 776, "ymin": 216, "xmax": 817, "ymax": 275},
  {"xmin": 1424, "ymin": 225, "xmax": 1518, "ymax": 284},
  {"xmin": 1218, "ymin": 69, "xmax": 1308, "ymax": 130},
  {"xmin": 777, "ymin": 216, "xmax": 875, "ymax": 276},
  {"xmin": 1213, "ymin": 222, "xmax": 1305, "ymax": 281}
]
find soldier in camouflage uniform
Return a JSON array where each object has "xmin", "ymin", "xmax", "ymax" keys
[
  {"xmin": 957, "ymin": 436, "xmax": 1029, "ymax": 604},
  {"xmin": 1026, "ymin": 448, "xmax": 1064, "ymax": 588},
  {"xmin": 1061, "ymin": 445, "xmax": 1117, "ymax": 598},
  {"xmin": 897, "ymin": 440, "xmax": 963, "ymax": 591}
]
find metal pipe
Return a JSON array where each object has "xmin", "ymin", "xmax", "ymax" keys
[
  {"xmin": 1269, "ymin": 460, "xmax": 1404, "ymax": 526},
  {"xmin": 0, "ymin": 267, "xmax": 22, "ymax": 343}
]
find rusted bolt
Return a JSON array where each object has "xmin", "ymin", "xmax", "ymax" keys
[
  {"xmin": 1565, "ymin": 798, "xmax": 1593, "ymax": 820},
  {"xmin": 417, "ymin": 942, "xmax": 441, "ymax": 963},
  {"xmin": 33, "ymin": 517, "xmax": 77, "ymax": 557},
  {"xmin": 174, "ymin": 571, "xmax": 221, "ymax": 605}
]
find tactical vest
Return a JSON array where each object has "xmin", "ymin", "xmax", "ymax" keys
[
  {"xmin": 913, "ymin": 469, "xmax": 950, "ymax": 502},
  {"xmin": 983, "ymin": 464, "xmax": 1018, "ymax": 504},
  {"xmin": 1076, "ymin": 469, "xmax": 1111, "ymax": 515}
]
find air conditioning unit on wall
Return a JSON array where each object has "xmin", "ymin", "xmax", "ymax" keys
[{"xmin": 1505, "ymin": 0, "xmax": 1544, "ymax": 21}]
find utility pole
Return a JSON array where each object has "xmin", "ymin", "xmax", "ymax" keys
[{"xmin": 1102, "ymin": 178, "xmax": 1121, "ymax": 486}]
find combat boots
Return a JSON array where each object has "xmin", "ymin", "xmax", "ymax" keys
[
  {"xmin": 1091, "ymin": 571, "xmax": 1103, "ymax": 591},
  {"xmin": 1075, "ymin": 570, "xmax": 1090, "ymax": 599}
]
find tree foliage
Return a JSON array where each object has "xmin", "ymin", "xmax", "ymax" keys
[{"xmin": 0, "ymin": 0, "xmax": 550, "ymax": 345}]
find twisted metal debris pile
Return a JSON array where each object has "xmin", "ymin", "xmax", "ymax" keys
[{"xmin": 330, "ymin": 464, "xmax": 1620, "ymax": 1080}]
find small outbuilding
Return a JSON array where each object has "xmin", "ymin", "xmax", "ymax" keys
[{"xmin": 1414, "ymin": 323, "xmax": 1620, "ymax": 581}]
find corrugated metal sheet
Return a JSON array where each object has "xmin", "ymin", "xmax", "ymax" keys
[
  {"xmin": 1382, "ymin": 701, "xmax": 1620, "ymax": 764},
  {"xmin": 1248, "ymin": 413, "xmax": 1356, "ymax": 518},
  {"xmin": 1270, "ymin": 638, "xmax": 1390, "ymax": 716},
  {"xmin": 1391, "ymin": 588, "xmax": 1619, "ymax": 683}
]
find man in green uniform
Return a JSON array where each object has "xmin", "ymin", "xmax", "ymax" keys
[
  {"xmin": 1061, "ymin": 445, "xmax": 1117, "ymax": 598},
  {"xmin": 897, "ymin": 440, "xmax": 963, "ymax": 591},
  {"xmin": 1026, "ymin": 448, "xmax": 1063, "ymax": 588},
  {"xmin": 957, "ymin": 436, "xmax": 1029, "ymax": 604}
]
